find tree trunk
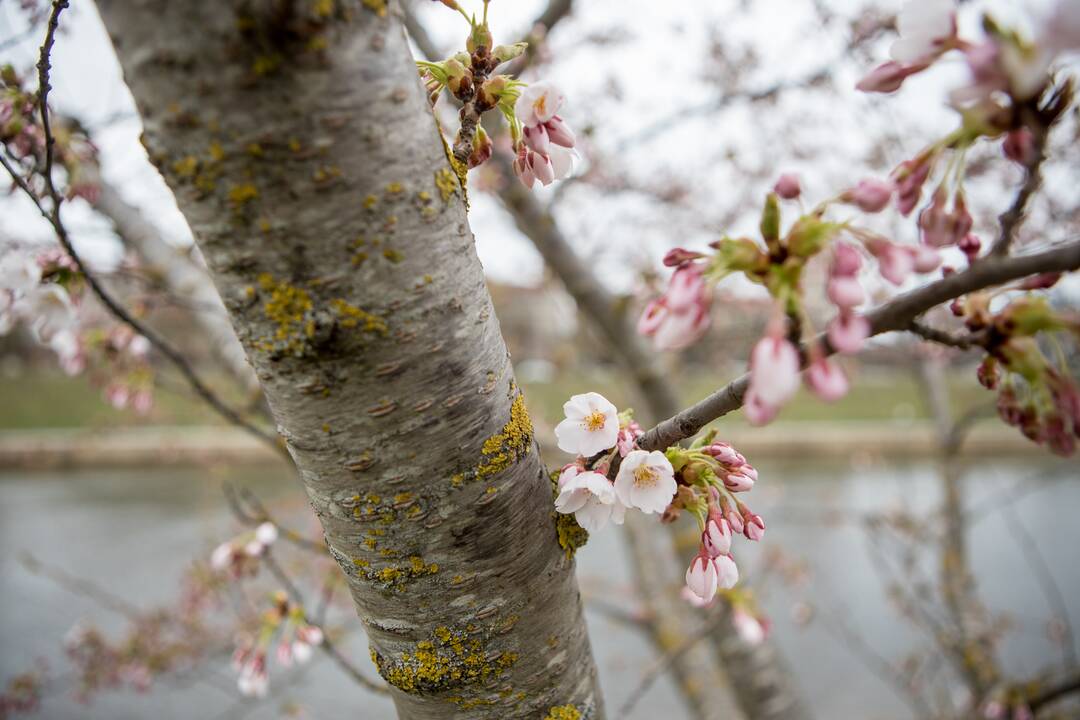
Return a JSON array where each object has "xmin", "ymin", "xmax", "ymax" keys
[{"xmin": 95, "ymin": 1, "xmax": 603, "ymax": 717}]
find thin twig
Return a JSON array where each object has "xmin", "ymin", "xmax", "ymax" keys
[
  {"xmin": 1028, "ymin": 668, "xmax": 1080, "ymax": 713},
  {"xmin": 616, "ymin": 611, "xmax": 726, "ymax": 719},
  {"xmin": 998, "ymin": 492, "xmax": 1078, "ymax": 669},
  {"xmin": 261, "ymin": 551, "xmax": 388, "ymax": 695},
  {"xmin": 0, "ymin": 0, "xmax": 284, "ymax": 457},
  {"xmin": 907, "ymin": 319, "xmax": 985, "ymax": 350},
  {"xmin": 990, "ymin": 126, "xmax": 1047, "ymax": 257},
  {"xmin": 221, "ymin": 482, "xmax": 327, "ymax": 554}
]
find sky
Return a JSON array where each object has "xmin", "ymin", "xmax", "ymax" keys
[{"xmin": 0, "ymin": 0, "xmax": 1076, "ymax": 304}]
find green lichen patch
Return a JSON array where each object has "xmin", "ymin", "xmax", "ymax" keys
[
  {"xmin": 255, "ymin": 273, "xmax": 315, "ymax": 356},
  {"xmin": 370, "ymin": 625, "xmax": 518, "ymax": 695},
  {"xmin": 476, "ymin": 393, "xmax": 533, "ymax": 479},
  {"xmin": 330, "ymin": 298, "xmax": 388, "ymax": 335},
  {"xmin": 449, "ymin": 392, "xmax": 534, "ymax": 489},
  {"xmin": 544, "ymin": 705, "xmax": 582, "ymax": 720}
]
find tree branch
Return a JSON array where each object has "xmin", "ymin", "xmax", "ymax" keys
[
  {"xmin": 635, "ymin": 240, "xmax": 1080, "ymax": 453},
  {"xmin": 0, "ymin": 1, "xmax": 283, "ymax": 457},
  {"xmin": 990, "ymin": 124, "xmax": 1047, "ymax": 257},
  {"xmin": 907, "ymin": 319, "xmax": 985, "ymax": 350}
]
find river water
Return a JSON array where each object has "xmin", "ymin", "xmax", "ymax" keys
[{"xmin": 1, "ymin": 455, "xmax": 1076, "ymax": 719}]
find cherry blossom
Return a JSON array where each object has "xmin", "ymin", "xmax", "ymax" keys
[
  {"xmin": 744, "ymin": 333, "xmax": 801, "ymax": 425},
  {"xmin": 555, "ymin": 465, "xmax": 625, "ymax": 531},
  {"xmin": 637, "ymin": 262, "xmax": 713, "ymax": 351},
  {"xmin": 554, "ymin": 392, "xmax": 620, "ymax": 456},
  {"xmin": 827, "ymin": 313, "xmax": 870, "ymax": 355},
  {"xmin": 685, "ymin": 553, "xmax": 720, "ymax": 603},
  {"xmin": 806, "ymin": 356, "xmax": 849, "ymax": 402},
  {"xmin": 614, "ymin": 450, "xmax": 677, "ymax": 514},
  {"xmin": 890, "ymin": 0, "xmax": 957, "ymax": 65}
]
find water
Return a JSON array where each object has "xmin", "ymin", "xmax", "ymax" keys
[{"xmin": 0, "ymin": 456, "xmax": 1076, "ymax": 719}]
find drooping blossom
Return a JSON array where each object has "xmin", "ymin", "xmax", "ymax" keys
[
  {"xmin": 744, "ymin": 332, "xmax": 801, "ymax": 425},
  {"xmin": 616, "ymin": 420, "xmax": 644, "ymax": 457},
  {"xmin": 732, "ymin": 609, "xmax": 768, "ymax": 645},
  {"xmin": 919, "ymin": 189, "xmax": 972, "ymax": 248},
  {"xmin": 237, "ymin": 653, "xmax": 269, "ymax": 698},
  {"xmin": 893, "ymin": 155, "xmax": 934, "ymax": 216},
  {"xmin": 866, "ymin": 238, "xmax": 915, "ymax": 286},
  {"xmin": 843, "ymin": 179, "xmax": 893, "ymax": 213},
  {"xmin": 911, "ymin": 244, "xmax": 942, "ymax": 274},
  {"xmin": 856, "ymin": 0, "xmax": 957, "ymax": 93},
  {"xmin": 806, "ymin": 356, "xmax": 849, "ymax": 402},
  {"xmin": 742, "ymin": 511, "xmax": 766, "ymax": 542},
  {"xmin": 702, "ymin": 512, "xmax": 732, "ymax": 557},
  {"xmin": 827, "ymin": 313, "xmax": 871, "ymax": 355},
  {"xmin": 554, "ymin": 392, "xmax": 620, "ymax": 456},
  {"xmin": 555, "ymin": 465, "xmax": 625, "ymax": 532},
  {"xmin": 638, "ymin": 262, "xmax": 712, "ymax": 351},
  {"xmin": 890, "ymin": 0, "xmax": 957, "ymax": 65},
  {"xmin": 26, "ymin": 285, "xmax": 75, "ymax": 343},
  {"xmin": 685, "ymin": 553, "xmax": 719, "ymax": 603},
  {"xmin": 614, "ymin": 450, "xmax": 677, "ymax": 514},
  {"xmin": 512, "ymin": 82, "xmax": 578, "ymax": 187}
]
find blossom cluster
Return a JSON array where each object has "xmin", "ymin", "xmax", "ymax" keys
[
  {"xmin": 230, "ymin": 592, "xmax": 324, "ymax": 698},
  {"xmin": 1, "ymin": 246, "xmax": 157, "ymax": 413},
  {"xmin": 635, "ymin": 0, "xmax": 1077, "ymax": 451},
  {"xmin": 965, "ymin": 286, "xmax": 1080, "ymax": 456},
  {"xmin": 210, "ymin": 521, "xmax": 280, "ymax": 579},
  {"xmin": 416, "ymin": 3, "xmax": 577, "ymax": 187},
  {"xmin": 551, "ymin": 392, "xmax": 768, "ymax": 606}
]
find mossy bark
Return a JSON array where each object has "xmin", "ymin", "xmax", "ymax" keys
[{"xmin": 95, "ymin": 1, "xmax": 602, "ymax": 717}]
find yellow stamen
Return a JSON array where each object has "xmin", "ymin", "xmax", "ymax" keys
[
  {"xmin": 583, "ymin": 411, "xmax": 606, "ymax": 432},
  {"xmin": 633, "ymin": 465, "xmax": 657, "ymax": 488}
]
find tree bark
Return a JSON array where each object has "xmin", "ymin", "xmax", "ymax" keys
[
  {"xmin": 496, "ymin": 164, "xmax": 812, "ymax": 720},
  {"xmin": 95, "ymin": 1, "xmax": 602, "ymax": 717}
]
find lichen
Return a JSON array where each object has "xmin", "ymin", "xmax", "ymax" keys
[
  {"xmin": 255, "ymin": 273, "xmax": 314, "ymax": 356},
  {"xmin": 330, "ymin": 298, "xmax": 388, "ymax": 335},
  {"xmin": 544, "ymin": 705, "xmax": 582, "ymax": 720},
  {"xmin": 361, "ymin": 0, "xmax": 387, "ymax": 17},
  {"xmin": 228, "ymin": 182, "xmax": 259, "ymax": 207},
  {"xmin": 475, "ymin": 393, "xmax": 533, "ymax": 479},
  {"xmin": 434, "ymin": 166, "xmax": 459, "ymax": 205},
  {"xmin": 370, "ymin": 625, "xmax": 518, "ymax": 695}
]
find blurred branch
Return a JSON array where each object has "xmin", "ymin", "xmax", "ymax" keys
[
  {"xmin": 1028, "ymin": 668, "xmax": 1080, "ymax": 713},
  {"xmin": 634, "ymin": 239, "xmax": 1080, "ymax": 454},
  {"xmin": 83, "ymin": 155, "xmax": 261, "ymax": 394},
  {"xmin": 907, "ymin": 320, "xmax": 984, "ymax": 350},
  {"xmin": 0, "ymin": 1, "xmax": 284, "ymax": 457},
  {"xmin": 222, "ymin": 482, "xmax": 328, "ymax": 555},
  {"xmin": 19, "ymin": 552, "xmax": 141, "ymax": 618},
  {"xmin": 998, "ymin": 496, "xmax": 1077, "ymax": 669},
  {"xmin": 990, "ymin": 121, "xmax": 1048, "ymax": 257}
]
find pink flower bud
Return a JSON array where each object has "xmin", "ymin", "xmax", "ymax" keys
[
  {"xmin": 724, "ymin": 471, "xmax": 755, "ymax": 493},
  {"xmin": 845, "ymin": 179, "xmax": 893, "ymax": 213},
  {"xmin": 773, "ymin": 173, "xmax": 801, "ymax": 200},
  {"xmin": 1002, "ymin": 128, "xmax": 1036, "ymax": 165},
  {"xmin": 714, "ymin": 553, "xmax": 739, "ymax": 589},
  {"xmin": 911, "ymin": 244, "xmax": 942, "ymax": 274},
  {"xmin": 893, "ymin": 157, "xmax": 933, "ymax": 216},
  {"xmin": 856, "ymin": 61, "xmax": 921, "ymax": 93},
  {"xmin": 748, "ymin": 334, "xmax": 801, "ymax": 410},
  {"xmin": 662, "ymin": 248, "xmax": 705, "ymax": 267},
  {"xmin": 703, "ymin": 442, "xmax": 745, "ymax": 466},
  {"xmin": 806, "ymin": 356, "xmax": 849, "ymax": 402},
  {"xmin": 867, "ymin": 238, "xmax": 914, "ymax": 286},
  {"xmin": 827, "ymin": 276, "xmax": 865, "ymax": 309},
  {"xmin": 725, "ymin": 508, "xmax": 745, "ymax": 534},
  {"xmin": 919, "ymin": 189, "xmax": 972, "ymax": 248},
  {"xmin": 702, "ymin": 516, "xmax": 732, "ymax": 557},
  {"xmin": 831, "ymin": 242, "xmax": 863, "ymax": 277},
  {"xmin": 744, "ymin": 513, "xmax": 765, "ymax": 541},
  {"xmin": 958, "ymin": 233, "xmax": 981, "ymax": 262},
  {"xmin": 545, "ymin": 116, "xmax": 576, "ymax": 148},
  {"xmin": 827, "ymin": 313, "xmax": 870, "ymax": 355},
  {"xmin": 1019, "ymin": 272, "xmax": 1062, "ymax": 290},
  {"xmin": 685, "ymin": 552, "xmax": 720, "ymax": 603}
]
